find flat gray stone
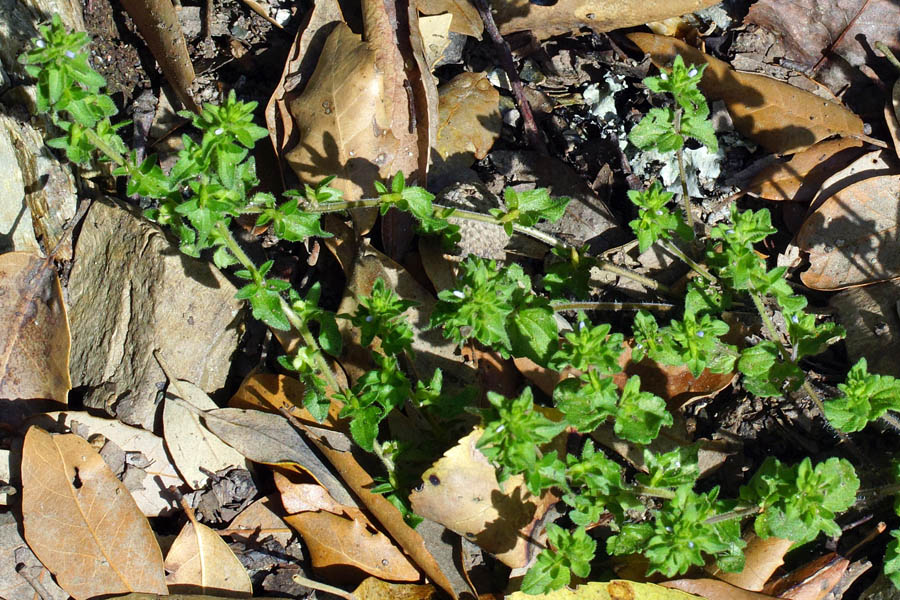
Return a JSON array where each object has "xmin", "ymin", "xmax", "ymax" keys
[{"xmin": 68, "ymin": 198, "xmax": 244, "ymax": 430}]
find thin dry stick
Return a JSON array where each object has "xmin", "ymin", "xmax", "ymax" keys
[
  {"xmin": 809, "ymin": 0, "xmax": 872, "ymax": 75},
  {"xmin": 15, "ymin": 565, "xmax": 55, "ymax": 600},
  {"xmin": 470, "ymin": 0, "xmax": 548, "ymax": 154},
  {"xmin": 292, "ymin": 575, "xmax": 356, "ymax": 600}
]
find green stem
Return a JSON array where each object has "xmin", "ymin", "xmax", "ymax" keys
[
  {"xmin": 673, "ymin": 108, "xmax": 694, "ymax": 230},
  {"xmin": 661, "ymin": 240, "xmax": 716, "ymax": 283},
  {"xmin": 704, "ymin": 505, "xmax": 761, "ymax": 525},
  {"xmin": 631, "ymin": 485, "xmax": 676, "ymax": 500},
  {"xmin": 552, "ymin": 301, "xmax": 675, "ymax": 312},
  {"xmin": 876, "ymin": 42, "xmax": 900, "ymax": 72},
  {"xmin": 83, "ymin": 127, "xmax": 126, "ymax": 167},
  {"xmin": 301, "ymin": 198, "xmax": 383, "ymax": 213},
  {"xmin": 279, "ymin": 297, "xmax": 344, "ymax": 397},
  {"xmin": 215, "ymin": 221, "xmax": 259, "ymax": 280}
]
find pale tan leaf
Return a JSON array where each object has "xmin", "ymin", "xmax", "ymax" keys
[
  {"xmin": 435, "ymin": 72, "xmax": 501, "ymax": 172},
  {"xmin": 628, "ymin": 33, "xmax": 865, "ymax": 154},
  {"xmin": 200, "ymin": 407, "xmax": 354, "ymax": 507},
  {"xmin": 353, "ymin": 577, "xmax": 437, "ymax": 600},
  {"xmin": 797, "ymin": 173, "xmax": 900, "ymax": 290},
  {"xmin": 492, "ymin": 0, "xmax": 721, "ymax": 39},
  {"xmin": 417, "ymin": 0, "xmax": 482, "ymax": 38},
  {"xmin": 226, "ymin": 495, "xmax": 293, "ymax": 546},
  {"xmin": 274, "ymin": 471, "xmax": 344, "ymax": 515},
  {"xmin": 165, "ymin": 519, "xmax": 252, "ymax": 596},
  {"xmin": 762, "ymin": 553, "xmax": 848, "ymax": 600},
  {"xmin": 0, "ymin": 251, "xmax": 70, "ymax": 404},
  {"xmin": 163, "ymin": 381, "xmax": 247, "ymax": 489},
  {"xmin": 31, "ymin": 411, "xmax": 185, "ymax": 516},
  {"xmin": 508, "ymin": 580, "xmax": 709, "ymax": 599},
  {"xmin": 707, "ymin": 534, "xmax": 793, "ymax": 591},
  {"xmin": 21, "ymin": 428, "xmax": 167, "ymax": 600},
  {"xmin": 419, "ymin": 13, "xmax": 453, "ymax": 70},
  {"xmin": 284, "ymin": 510, "xmax": 420, "ymax": 581},
  {"xmin": 409, "ymin": 428, "xmax": 554, "ymax": 568}
]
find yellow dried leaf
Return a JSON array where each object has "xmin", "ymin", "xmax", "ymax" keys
[{"xmin": 165, "ymin": 518, "xmax": 252, "ymax": 597}]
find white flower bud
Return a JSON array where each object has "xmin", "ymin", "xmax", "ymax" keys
[
  {"xmin": 35, "ymin": 39, "xmax": 46, "ymax": 48},
  {"xmin": 452, "ymin": 289, "xmax": 465, "ymax": 299},
  {"xmin": 688, "ymin": 68, "xmax": 698, "ymax": 77},
  {"xmin": 214, "ymin": 127, "xmax": 225, "ymax": 135},
  {"xmin": 64, "ymin": 50, "xmax": 75, "ymax": 59},
  {"xmin": 660, "ymin": 72, "xmax": 668, "ymax": 81}
]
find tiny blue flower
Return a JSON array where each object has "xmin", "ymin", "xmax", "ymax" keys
[
  {"xmin": 660, "ymin": 72, "xmax": 668, "ymax": 81},
  {"xmin": 214, "ymin": 127, "xmax": 225, "ymax": 135},
  {"xmin": 687, "ymin": 541, "xmax": 695, "ymax": 549},
  {"xmin": 688, "ymin": 68, "xmax": 698, "ymax": 78},
  {"xmin": 365, "ymin": 315, "xmax": 373, "ymax": 322},
  {"xmin": 696, "ymin": 330, "xmax": 705, "ymax": 338},
  {"xmin": 791, "ymin": 314, "xmax": 800, "ymax": 324},
  {"xmin": 35, "ymin": 39, "xmax": 46, "ymax": 48},
  {"xmin": 655, "ymin": 209, "xmax": 663, "ymax": 216},
  {"xmin": 64, "ymin": 50, "xmax": 76, "ymax": 59}
]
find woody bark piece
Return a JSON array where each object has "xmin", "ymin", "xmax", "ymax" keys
[{"xmin": 119, "ymin": 0, "xmax": 198, "ymax": 112}]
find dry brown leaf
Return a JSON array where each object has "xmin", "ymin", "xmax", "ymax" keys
[
  {"xmin": 745, "ymin": 0, "xmax": 900, "ymax": 93},
  {"xmin": 0, "ymin": 511, "xmax": 68, "ymax": 600},
  {"xmin": 830, "ymin": 279, "xmax": 900, "ymax": 378},
  {"xmin": 21, "ymin": 427, "xmax": 167, "ymax": 600},
  {"xmin": 199, "ymin": 406, "xmax": 354, "ymax": 507},
  {"xmin": 745, "ymin": 138, "xmax": 865, "ymax": 202},
  {"xmin": 274, "ymin": 471, "xmax": 345, "ymax": 515},
  {"xmin": 628, "ymin": 33, "xmax": 865, "ymax": 154},
  {"xmin": 0, "ymin": 251, "xmax": 70, "ymax": 404},
  {"xmin": 353, "ymin": 577, "xmax": 437, "ymax": 600},
  {"xmin": 409, "ymin": 428, "xmax": 554, "ymax": 568},
  {"xmin": 797, "ymin": 173, "xmax": 900, "ymax": 289},
  {"xmin": 762, "ymin": 552, "xmax": 848, "ymax": 600},
  {"xmin": 307, "ymin": 437, "xmax": 462, "ymax": 599},
  {"xmin": 30, "ymin": 410, "xmax": 185, "ymax": 517},
  {"xmin": 285, "ymin": 0, "xmax": 435, "ymax": 209},
  {"xmin": 165, "ymin": 515, "xmax": 252, "ymax": 597},
  {"xmin": 285, "ymin": 510, "xmax": 420, "ymax": 582},
  {"xmin": 417, "ymin": 0, "xmax": 482, "ymax": 38},
  {"xmin": 435, "ymin": 72, "xmax": 501, "ymax": 173},
  {"xmin": 164, "ymin": 381, "xmax": 247, "ymax": 489},
  {"xmin": 509, "ymin": 580, "xmax": 709, "ymax": 599},
  {"xmin": 664, "ymin": 578, "xmax": 778, "ymax": 599},
  {"xmin": 227, "ymin": 495, "xmax": 293, "ymax": 546},
  {"xmin": 707, "ymin": 534, "xmax": 793, "ymax": 591},
  {"xmin": 492, "ymin": 0, "xmax": 720, "ymax": 39},
  {"xmin": 119, "ymin": 0, "xmax": 197, "ymax": 112},
  {"xmin": 419, "ymin": 13, "xmax": 454, "ymax": 69}
]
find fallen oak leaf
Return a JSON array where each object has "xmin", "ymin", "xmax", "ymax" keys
[
  {"xmin": 663, "ymin": 578, "xmax": 779, "ymax": 600},
  {"xmin": 21, "ymin": 427, "xmax": 168, "ymax": 600}
]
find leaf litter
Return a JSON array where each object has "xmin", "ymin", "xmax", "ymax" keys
[{"xmin": 9, "ymin": 0, "xmax": 900, "ymax": 598}]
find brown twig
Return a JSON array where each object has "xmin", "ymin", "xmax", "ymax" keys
[
  {"xmin": 470, "ymin": 0, "xmax": 548, "ymax": 154},
  {"xmin": 15, "ymin": 565, "xmax": 55, "ymax": 600},
  {"xmin": 809, "ymin": 0, "xmax": 872, "ymax": 75}
]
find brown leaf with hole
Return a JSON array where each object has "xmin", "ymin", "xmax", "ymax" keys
[
  {"xmin": 284, "ymin": 510, "xmax": 420, "ymax": 581},
  {"xmin": 663, "ymin": 578, "xmax": 778, "ymax": 599},
  {"xmin": 746, "ymin": 138, "xmax": 864, "ymax": 202},
  {"xmin": 21, "ymin": 427, "xmax": 167, "ymax": 600},
  {"xmin": 492, "ymin": 0, "xmax": 720, "ymax": 39},
  {"xmin": 165, "ymin": 517, "xmax": 252, "ymax": 596},
  {"xmin": 707, "ymin": 534, "xmax": 793, "ymax": 591},
  {"xmin": 628, "ymin": 33, "xmax": 865, "ymax": 154},
  {"xmin": 0, "ymin": 252, "xmax": 70, "ymax": 404},
  {"xmin": 409, "ymin": 428, "xmax": 557, "ymax": 568},
  {"xmin": 119, "ymin": 0, "xmax": 197, "ymax": 112},
  {"xmin": 797, "ymin": 173, "xmax": 900, "ymax": 290},
  {"xmin": 354, "ymin": 577, "xmax": 437, "ymax": 600},
  {"xmin": 418, "ymin": 0, "xmax": 482, "ymax": 38},
  {"xmin": 435, "ymin": 72, "xmax": 501, "ymax": 173}
]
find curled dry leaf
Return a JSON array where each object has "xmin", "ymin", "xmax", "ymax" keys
[
  {"xmin": 0, "ymin": 251, "xmax": 71, "ymax": 404},
  {"xmin": 492, "ymin": 0, "xmax": 720, "ymax": 39},
  {"xmin": 21, "ymin": 428, "xmax": 167, "ymax": 600},
  {"xmin": 417, "ymin": 0, "xmax": 482, "ymax": 38},
  {"xmin": 227, "ymin": 495, "xmax": 293, "ymax": 546},
  {"xmin": 434, "ymin": 72, "xmax": 502, "ymax": 174},
  {"xmin": 762, "ymin": 552, "xmax": 848, "ymax": 600},
  {"xmin": 745, "ymin": 137, "xmax": 865, "ymax": 202},
  {"xmin": 409, "ymin": 428, "xmax": 556, "ymax": 568},
  {"xmin": 164, "ymin": 380, "xmax": 247, "ymax": 489},
  {"xmin": 627, "ymin": 33, "xmax": 865, "ymax": 154},
  {"xmin": 284, "ymin": 510, "xmax": 420, "ymax": 582},
  {"xmin": 31, "ymin": 410, "xmax": 185, "ymax": 516},
  {"xmin": 165, "ymin": 516, "xmax": 252, "ymax": 597},
  {"xmin": 199, "ymin": 407, "xmax": 355, "ymax": 507},
  {"xmin": 508, "ymin": 580, "xmax": 706, "ymax": 599},
  {"xmin": 797, "ymin": 173, "xmax": 900, "ymax": 290}
]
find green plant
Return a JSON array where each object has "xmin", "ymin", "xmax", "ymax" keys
[{"xmin": 21, "ymin": 23, "xmax": 877, "ymax": 596}]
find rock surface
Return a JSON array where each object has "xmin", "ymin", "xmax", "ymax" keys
[{"xmin": 68, "ymin": 198, "xmax": 244, "ymax": 430}]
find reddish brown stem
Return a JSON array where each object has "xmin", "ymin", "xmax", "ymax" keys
[{"xmin": 471, "ymin": 0, "xmax": 548, "ymax": 154}]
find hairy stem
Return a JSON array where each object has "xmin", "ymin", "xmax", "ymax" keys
[
  {"xmin": 279, "ymin": 297, "xmax": 344, "ymax": 397},
  {"xmin": 83, "ymin": 127, "xmax": 126, "ymax": 167},
  {"xmin": 661, "ymin": 240, "xmax": 716, "ymax": 283},
  {"xmin": 552, "ymin": 300, "xmax": 676, "ymax": 312},
  {"xmin": 673, "ymin": 108, "xmax": 694, "ymax": 230}
]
